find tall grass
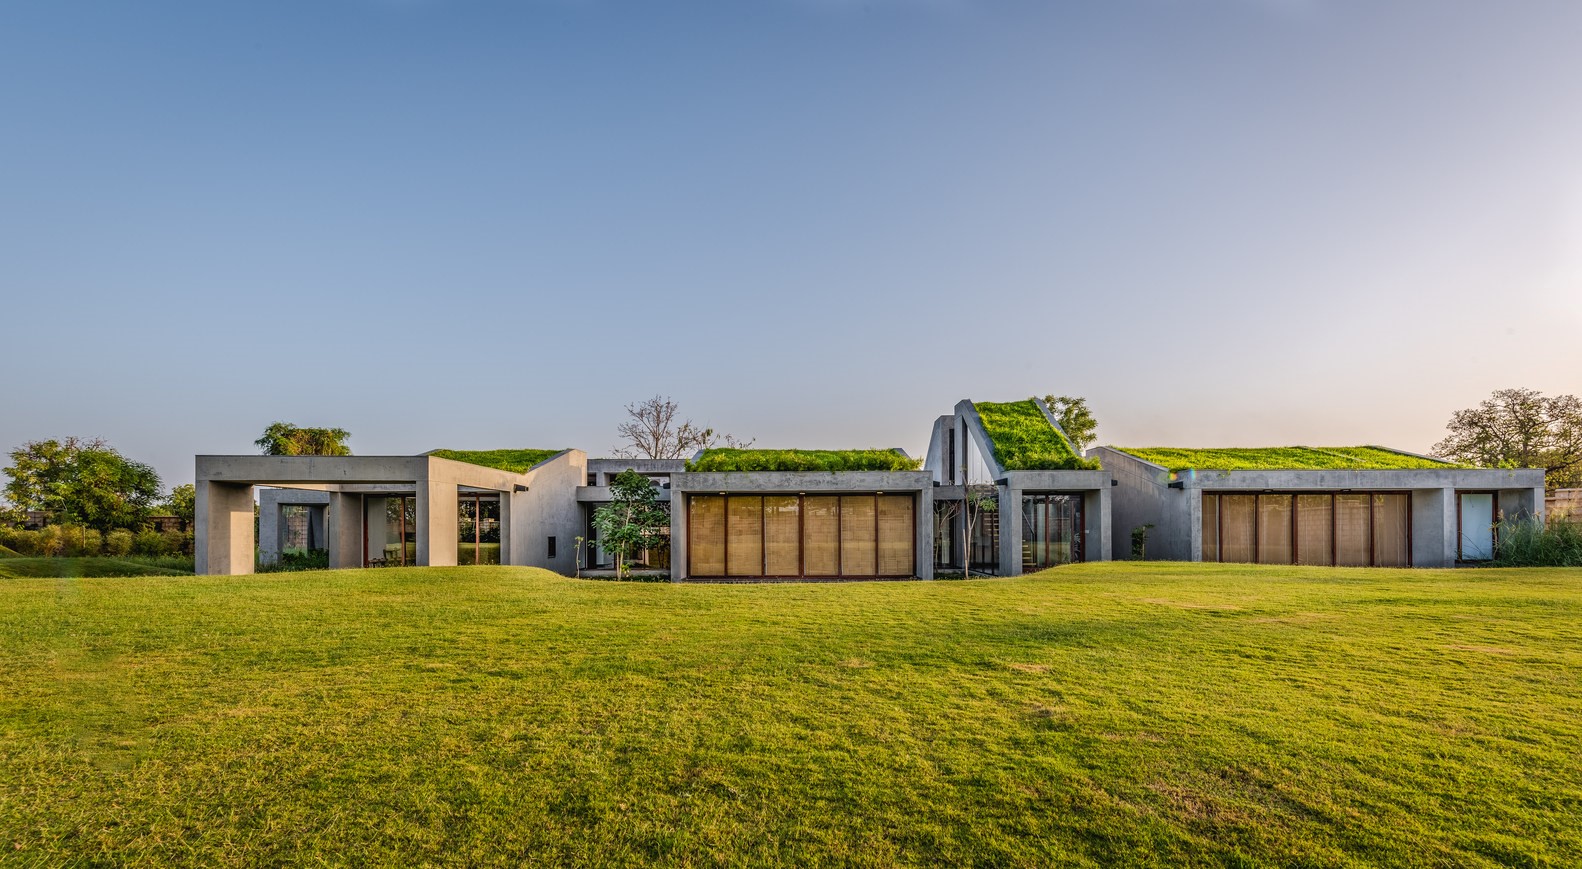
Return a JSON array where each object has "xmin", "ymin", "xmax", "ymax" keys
[{"xmin": 1494, "ymin": 517, "xmax": 1582, "ymax": 567}]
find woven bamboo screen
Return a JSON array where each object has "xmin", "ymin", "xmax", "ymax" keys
[
  {"xmin": 1201, "ymin": 494, "xmax": 1219, "ymax": 561},
  {"xmin": 1257, "ymin": 495, "xmax": 1294, "ymax": 564},
  {"xmin": 876, "ymin": 495, "xmax": 914, "ymax": 576},
  {"xmin": 764, "ymin": 496, "xmax": 801, "ymax": 576},
  {"xmin": 1295, "ymin": 495, "xmax": 1334, "ymax": 566},
  {"xmin": 1219, "ymin": 495, "xmax": 1257, "ymax": 563},
  {"xmin": 727, "ymin": 496, "xmax": 764, "ymax": 577},
  {"xmin": 688, "ymin": 496, "xmax": 726, "ymax": 576},
  {"xmin": 802, "ymin": 496, "xmax": 840, "ymax": 576},
  {"xmin": 840, "ymin": 495, "xmax": 877, "ymax": 576},
  {"xmin": 1334, "ymin": 494, "xmax": 1371, "ymax": 567},
  {"xmin": 1372, "ymin": 494, "xmax": 1410, "ymax": 567}
]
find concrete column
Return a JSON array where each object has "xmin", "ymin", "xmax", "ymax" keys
[
  {"xmin": 498, "ymin": 492, "xmax": 514, "ymax": 565},
  {"xmin": 1086, "ymin": 486, "xmax": 1112, "ymax": 562},
  {"xmin": 915, "ymin": 488, "xmax": 935, "ymax": 580},
  {"xmin": 417, "ymin": 480, "xmax": 458, "ymax": 567},
  {"xmin": 1411, "ymin": 488, "xmax": 1456, "ymax": 568},
  {"xmin": 195, "ymin": 480, "xmax": 255, "ymax": 575},
  {"xmin": 257, "ymin": 496, "xmax": 282, "ymax": 567},
  {"xmin": 669, "ymin": 493, "xmax": 688, "ymax": 581},
  {"xmin": 328, "ymin": 492, "xmax": 363, "ymax": 569},
  {"xmin": 998, "ymin": 484, "xmax": 1022, "ymax": 576}
]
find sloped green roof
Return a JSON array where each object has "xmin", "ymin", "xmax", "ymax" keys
[
  {"xmin": 972, "ymin": 399, "xmax": 1100, "ymax": 471},
  {"xmin": 687, "ymin": 448, "xmax": 921, "ymax": 472},
  {"xmin": 428, "ymin": 449, "xmax": 566, "ymax": 474},
  {"xmin": 1113, "ymin": 446, "xmax": 1463, "ymax": 473}
]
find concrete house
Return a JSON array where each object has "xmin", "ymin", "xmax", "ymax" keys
[
  {"xmin": 1094, "ymin": 446, "xmax": 1546, "ymax": 568},
  {"xmin": 923, "ymin": 399, "xmax": 1112, "ymax": 575}
]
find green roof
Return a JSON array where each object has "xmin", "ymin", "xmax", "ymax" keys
[
  {"xmin": 428, "ymin": 448, "xmax": 566, "ymax": 474},
  {"xmin": 972, "ymin": 399, "xmax": 1101, "ymax": 471},
  {"xmin": 1113, "ymin": 446, "xmax": 1463, "ymax": 473},
  {"xmin": 686, "ymin": 448, "xmax": 921, "ymax": 473}
]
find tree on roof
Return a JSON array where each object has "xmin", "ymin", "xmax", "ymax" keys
[
  {"xmin": 1042, "ymin": 395, "xmax": 1097, "ymax": 453},
  {"xmin": 255, "ymin": 422, "xmax": 352, "ymax": 457},
  {"xmin": 614, "ymin": 396, "xmax": 753, "ymax": 460},
  {"xmin": 1433, "ymin": 387, "xmax": 1582, "ymax": 491}
]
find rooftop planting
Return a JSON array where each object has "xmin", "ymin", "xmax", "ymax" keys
[
  {"xmin": 687, "ymin": 448, "xmax": 921, "ymax": 473},
  {"xmin": 1114, "ymin": 446, "xmax": 1464, "ymax": 473},
  {"xmin": 429, "ymin": 449, "xmax": 566, "ymax": 474},
  {"xmin": 972, "ymin": 399, "xmax": 1101, "ymax": 471}
]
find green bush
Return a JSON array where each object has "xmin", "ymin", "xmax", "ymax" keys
[
  {"xmin": 35, "ymin": 526, "xmax": 64, "ymax": 557},
  {"xmin": 0, "ymin": 528, "xmax": 38, "ymax": 555},
  {"xmin": 687, "ymin": 448, "xmax": 921, "ymax": 473},
  {"xmin": 132, "ymin": 529, "xmax": 174, "ymax": 557},
  {"xmin": 1493, "ymin": 518, "xmax": 1582, "ymax": 567},
  {"xmin": 259, "ymin": 549, "xmax": 330, "ymax": 573},
  {"xmin": 105, "ymin": 529, "xmax": 135, "ymax": 557},
  {"xmin": 972, "ymin": 400, "xmax": 1101, "ymax": 471},
  {"xmin": 61, "ymin": 526, "xmax": 103, "ymax": 557}
]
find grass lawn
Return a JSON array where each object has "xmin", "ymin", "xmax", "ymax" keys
[{"xmin": 3, "ymin": 563, "xmax": 1580, "ymax": 866}]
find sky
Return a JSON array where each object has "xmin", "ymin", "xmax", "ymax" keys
[{"xmin": 4, "ymin": 0, "xmax": 1581, "ymax": 489}]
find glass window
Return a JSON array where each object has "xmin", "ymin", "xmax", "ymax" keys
[{"xmin": 1459, "ymin": 493, "xmax": 1495, "ymax": 561}]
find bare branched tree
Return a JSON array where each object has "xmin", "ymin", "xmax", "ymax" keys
[{"xmin": 614, "ymin": 396, "xmax": 754, "ymax": 460}]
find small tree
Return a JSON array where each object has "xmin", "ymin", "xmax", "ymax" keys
[
  {"xmin": 4, "ymin": 437, "xmax": 162, "ymax": 532},
  {"xmin": 256, "ymin": 422, "xmax": 352, "ymax": 456},
  {"xmin": 614, "ymin": 396, "xmax": 753, "ymax": 459},
  {"xmin": 166, "ymin": 484, "xmax": 196, "ymax": 528},
  {"xmin": 1042, "ymin": 395, "xmax": 1098, "ymax": 453},
  {"xmin": 591, "ymin": 470, "xmax": 670, "ymax": 577}
]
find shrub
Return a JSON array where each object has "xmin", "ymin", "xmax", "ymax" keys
[
  {"xmin": 105, "ymin": 528, "xmax": 135, "ymax": 557},
  {"xmin": 61, "ymin": 526, "xmax": 103, "ymax": 557},
  {"xmin": 1130, "ymin": 524, "xmax": 1155, "ymax": 560},
  {"xmin": 132, "ymin": 529, "xmax": 174, "ymax": 557},
  {"xmin": 687, "ymin": 449, "xmax": 921, "ymax": 473},
  {"xmin": 0, "ymin": 528, "xmax": 38, "ymax": 555},
  {"xmin": 1493, "ymin": 517, "xmax": 1582, "ymax": 567},
  {"xmin": 259, "ymin": 549, "xmax": 330, "ymax": 573},
  {"xmin": 35, "ymin": 526, "xmax": 64, "ymax": 557}
]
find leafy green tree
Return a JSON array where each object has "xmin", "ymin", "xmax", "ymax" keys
[
  {"xmin": 255, "ymin": 422, "xmax": 352, "ymax": 456},
  {"xmin": 1433, "ymin": 388, "xmax": 1582, "ymax": 490},
  {"xmin": 3, "ymin": 437, "xmax": 163, "ymax": 532},
  {"xmin": 166, "ymin": 483, "xmax": 196, "ymax": 526},
  {"xmin": 1041, "ymin": 395, "xmax": 1098, "ymax": 453},
  {"xmin": 592, "ymin": 470, "xmax": 670, "ymax": 577}
]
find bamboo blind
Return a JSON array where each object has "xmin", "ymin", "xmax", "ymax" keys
[
  {"xmin": 1334, "ymin": 494, "xmax": 1371, "ymax": 567},
  {"xmin": 1372, "ymin": 493, "xmax": 1410, "ymax": 567},
  {"xmin": 1295, "ymin": 495, "xmax": 1334, "ymax": 566},
  {"xmin": 1201, "ymin": 494, "xmax": 1219, "ymax": 562},
  {"xmin": 1257, "ymin": 495, "xmax": 1294, "ymax": 564},
  {"xmin": 1219, "ymin": 495, "xmax": 1257, "ymax": 563},
  {"xmin": 764, "ymin": 496, "xmax": 801, "ymax": 576},
  {"xmin": 689, "ymin": 495, "xmax": 726, "ymax": 576},
  {"xmin": 802, "ymin": 496, "xmax": 840, "ymax": 576},
  {"xmin": 727, "ymin": 496, "xmax": 764, "ymax": 577},
  {"xmin": 840, "ymin": 495, "xmax": 877, "ymax": 576},
  {"xmin": 876, "ymin": 495, "xmax": 914, "ymax": 576}
]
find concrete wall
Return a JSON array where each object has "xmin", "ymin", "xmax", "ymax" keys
[
  {"xmin": 507, "ymin": 449, "xmax": 587, "ymax": 575},
  {"xmin": 994, "ymin": 469, "xmax": 1113, "ymax": 573},
  {"xmin": 1091, "ymin": 448, "xmax": 1194, "ymax": 561},
  {"xmin": 257, "ymin": 488, "xmax": 331, "ymax": 566},
  {"xmin": 194, "ymin": 480, "xmax": 255, "ymax": 575},
  {"xmin": 585, "ymin": 458, "xmax": 687, "ymax": 487}
]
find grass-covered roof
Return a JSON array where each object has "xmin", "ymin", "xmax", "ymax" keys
[
  {"xmin": 1113, "ymin": 446, "xmax": 1464, "ymax": 473},
  {"xmin": 428, "ymin": 448, "xmax": 566, "ymax": 474},
  {"xmin": 687, "ymin": 448, "xmax": 921, "ymax": 473},
  {"xmin": 972, "ymin": 399, "xmax": 1101, "ymax": 471}
]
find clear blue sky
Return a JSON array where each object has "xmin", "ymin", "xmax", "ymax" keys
[{"xmin": 5, "ymin": 0, "xmax": 1581, "ymax": 488}]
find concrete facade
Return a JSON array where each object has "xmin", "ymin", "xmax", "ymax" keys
[{"xmin": 1091, "ymin": 446, "xmax": 1547, "ymax": 567}]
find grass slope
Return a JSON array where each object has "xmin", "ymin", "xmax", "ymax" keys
[
  {"xmin": 1116, "ymin": 446, "xmax": 1463, "ymax": 472},
  {"xmin": 429, "ymin": 448, "xmax": 565, "ymax": 474},
  {"xmin": 973, "ymin": 400, "xmax": 1100, "ymax": 471},
  {"xmin": 687, "ymin": 448, "xmax": 921, "ymax": 472},
  {"xmin": 0, "ymin": 557, "xmax": 191, "ymax": 578},
  {"xmin": 3, "ymin": 563, "xmax": 1580, "ymax": 866}
]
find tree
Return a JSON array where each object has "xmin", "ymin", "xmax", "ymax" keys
[
  {"xmin": 3, "ymin": 437, "xmax": 163, "ymax": 532},
  {"xmin": 1433, "ymin": 388, "xmax": 1582, "ymax": 491},
  {"xmin": 255, "ymin": 422, "xmax": 352, "ymax": 456},
  {"xmin": 591, "ymin": 470, "xmax": 671, "ymax": 577},
  {"xmin": 614, "ymin": 396, "xmax": 753, "ymax": 459},
  {"xmin": 166, "ymin": 484, "xmax": 196, "ymax": 527},
  {"xmin": 1041, "ymin": 395, "xmax": 1098, "ymax": 453}
]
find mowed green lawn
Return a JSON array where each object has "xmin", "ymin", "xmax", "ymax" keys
[{"xmin": 3, "ymin": 564, "xmax": 1580, "ymax": 867}]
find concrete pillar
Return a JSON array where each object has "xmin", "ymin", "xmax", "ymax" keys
[
  {"xmin": 417, "ymin": 480, "xmax": 458, "ymax": 567},
  {"xmin": 195, "ymin": 480, "xmax": 255, "ymax": 575},
  {"xmin": 669, "ymin": 493, "xmax": 688, "ymax": 581},
  {"xmin": 498, "ymin": 492, "xmax": 514, "ymax": 565},
  {"xmin": 915, "ymin": 488, "xmax": 935, "ymax": 580},
  {"xmin": 328, "ymin": 492, "xmax": 363, "ymax": 569},
  {"xmin": 1412, "ymin": 488, "xmax": 1456, "ymax": 568},
  {"xmin": 998, "ymin": 484, "xmax": 1021, "ymax": 576},
  {"xmin": 1086, "ymin": 486, "xmax": 1112, "ymax": 562},
  {"xmin": 257, "ymin": 495, "xmax": 282, "ymax": 567}
]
